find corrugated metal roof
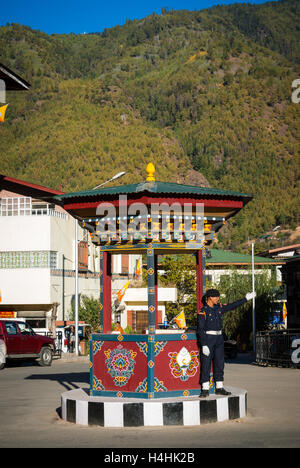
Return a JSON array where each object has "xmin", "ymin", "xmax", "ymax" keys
[
  {"xmin": 54, "ymin": 181, "xmax": 252, "ymax": 200},
  {"xmin": 206, "ymin": 248, "xmax": 283, "ymax": 265}
]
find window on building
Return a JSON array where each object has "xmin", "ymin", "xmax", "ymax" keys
[
  {"xmin": 0, "ymin": 197, "xmax": 32, "ymax": 216},
  {"xmin": 121, "ymin": 254, "xmax": 129, "ymax": 274},
  {"xmin": 0, "ymin": 251, "xmax": 57, "ymax": 269},
  {"xmin": 26, "ymin": 319, "xmax": 46, "ymax": 329},
  {"xmin": 134, "ymin": 310, "xmax": 148, "ymax": 333},
  {"xmin": 78, "ymin": 241, "xmax": 88, "ymax": 271}
]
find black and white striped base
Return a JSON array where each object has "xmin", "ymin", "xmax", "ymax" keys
[{"xmin": 61, "ymin": 387, "xmax": 247, "ymax": 427}]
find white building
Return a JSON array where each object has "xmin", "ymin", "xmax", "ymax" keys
[{"xmin": 0, "ymin": 177, "xmax": 101, "ymax": 331}]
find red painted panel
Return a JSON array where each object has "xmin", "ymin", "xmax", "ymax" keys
[
  {"xmin": 92, "ymin": 340, "xmax": 147, "ymax": 393},
  {"xmin": 155, "ymin": 338, "xmax": 201, "ymax": 392}
]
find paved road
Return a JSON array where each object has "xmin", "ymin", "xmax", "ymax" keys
[{"xmin": 0, "ymin": 354, "xmax": 299, "ymax": 448}]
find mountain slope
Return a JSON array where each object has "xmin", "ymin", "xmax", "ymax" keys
[{"xmin": 0, "ymin": 0, "xmax": 299, "ymax": 249}]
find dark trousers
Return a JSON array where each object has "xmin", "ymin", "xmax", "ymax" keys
[{"xmin": 200, "ymin": 334, "xmax": 224, "ymax": 384}]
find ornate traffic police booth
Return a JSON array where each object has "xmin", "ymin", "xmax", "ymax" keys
[{"xmin": 56, "ymin": 164, "xmax": 251, "ymax": 400}]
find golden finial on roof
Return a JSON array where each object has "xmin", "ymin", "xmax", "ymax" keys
[{"xmin": 146, "ymin": 162, "xmax": 156, "ymax": 182}]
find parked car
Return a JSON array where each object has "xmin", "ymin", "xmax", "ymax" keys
[
  {"xmin": 0, "ymin": 319, "xmax": 55, "ymax": 369},
  {"xmin": 32, "ymin": 327, "xmax": 62, "ymax": 358}
]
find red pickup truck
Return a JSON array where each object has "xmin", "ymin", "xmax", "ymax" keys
[{"xmin": 0, "ymin": 319, "xmax": 55, "ymax": 369}]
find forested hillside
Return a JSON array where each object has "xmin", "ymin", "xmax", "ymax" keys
[{"xmin": 0, "ymin": 0, "xmax": 299, "ymax": 250}]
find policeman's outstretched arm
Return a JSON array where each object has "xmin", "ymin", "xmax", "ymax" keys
[{"xmin": 221, "ymin": 292, "xmax": 256, "ymax": 312}]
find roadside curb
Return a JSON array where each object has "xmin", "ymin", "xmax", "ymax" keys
[{"xmin": 54, "ymin": 353, "xmax": 89, "ymax": 363}]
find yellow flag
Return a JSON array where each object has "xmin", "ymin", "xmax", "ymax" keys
[
  {"xmin": 136, "ymin": 259, "xmax": 141, "ymax": 277},
  {"xmin": 0, "ymin": 105, "xmax": 8, "ymax": 123},
  {"xmin": 283, "ymin": 302, "xmax": 287, "ymax": 320},
  {"xmin": 174, "ymin": 310, "xmax": 186, "ymax": 329},
  {"xmin": 117, "ymin": 280, "xmax": 130, "ymax": 303}
]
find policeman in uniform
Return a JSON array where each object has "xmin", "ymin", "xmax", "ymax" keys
[{"xmin": 197, "ymin": 288, "xmax": 256, "ymax": 398}]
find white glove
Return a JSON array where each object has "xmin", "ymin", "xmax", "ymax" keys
[
  {"xmin": 202, "ymin": 346, "xmax": 210, "ymax": 357},
  {"xmin": 246, "ymin": 292, "xmax": 256, "ymax": 301}
]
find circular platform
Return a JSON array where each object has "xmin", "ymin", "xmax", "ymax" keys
[{"xmin": 61, "ymin": 387, "xmax": 247, "ymax": 427}]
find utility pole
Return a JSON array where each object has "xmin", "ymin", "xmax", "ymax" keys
[
  {"xmin": 75, "ymin": 219, "xmax": 79, "ymax": 355},
  {"xmin": 251, "ymin": 242, "xmax": 256, "ymax": 354}
]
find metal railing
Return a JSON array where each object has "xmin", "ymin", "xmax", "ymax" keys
[
  {"xmin": 0, "ymin": 197, "xmax": 68, "ymax": 219},
  {"xmin": 256, "ymin": 329, "xmax": 300, "ymax": 368},
  {"xmin": 31, "ymin": 208, "xmax": 68, "ymax": 219}
]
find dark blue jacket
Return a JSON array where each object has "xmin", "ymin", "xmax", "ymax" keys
[{"xmin": 197, "ymin": 298, "xmax": 247, "ymax": 346}]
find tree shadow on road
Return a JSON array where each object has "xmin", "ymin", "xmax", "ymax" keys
[{"xmin": 26, "ymin": 371, "xmax": 90, "ymax": 391}]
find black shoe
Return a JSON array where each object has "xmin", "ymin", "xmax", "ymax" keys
[
  {"xmin": 199, "ymin": 390, "xmax": 209, "ymax": 398},
  {"xmin": 215, "ymin": 388, "xmax": 231, "ymax": 396}
]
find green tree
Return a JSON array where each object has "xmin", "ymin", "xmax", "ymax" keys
[
  {"xmin": 218, "ymin": 267, "xmax": 278, "ymax": 340},
  {"xmin": 70, "ymin": 295, "xmax": 101, "ymax": 332},
  {"xmin": 159, "ymin": 254, "xmax": 197, "ymax": 325}
]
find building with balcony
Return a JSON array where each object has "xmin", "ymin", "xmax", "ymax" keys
[{"xmin": 0, "ymin": 176, "xmax": 101, "ymax": 331}]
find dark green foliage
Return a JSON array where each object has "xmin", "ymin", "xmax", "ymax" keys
[{"xmin": 70, "ymin": 294, "xmax": 101, "ymax": 331}]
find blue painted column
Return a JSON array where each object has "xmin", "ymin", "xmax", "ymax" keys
[
  {"xmin": 147, "ymin": 245, "xmax": 156, "ymax": 333},
  {"xmin": 147, "ymin": 244, "xmax": 156, "ymax": 396}
]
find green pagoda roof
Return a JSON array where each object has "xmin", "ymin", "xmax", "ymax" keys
[{"xmin": 54, "ymin": 180, "xmax": 252, "ymax": 201}]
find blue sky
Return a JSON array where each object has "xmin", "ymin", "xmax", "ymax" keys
[{"xmin": 1, "ymin": 0, "xmax": 275, "ymax": 35}]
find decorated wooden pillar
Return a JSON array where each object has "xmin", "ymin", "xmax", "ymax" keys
[
  {"xmin": 99, "ymin": 250, "xmax": 104, "ymax": 333},
  {"xmin": 147, "ymin": 244, "xmax": 156, "ymax": 396},
  {"xmin": 196, "ymin": 249, "xmax": 204, "ymax": 313},
  {"xmin": 100, "ymin": 250, "xmax": 112, "ymax": 333},
  {"xmin": 147, "ymin": 244, "xmax": 156, "ymax": 334},
  {"xmin": 154, "ymin": 254, "xmax": 159, "ymax": 329}
]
